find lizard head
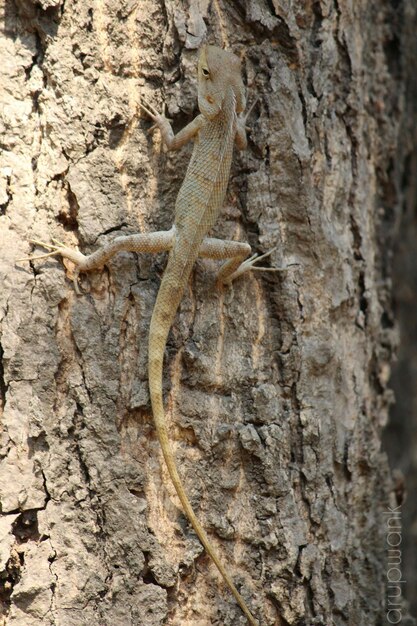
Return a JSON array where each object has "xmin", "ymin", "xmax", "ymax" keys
[{"xmin": 197, "ymin": 45, "xmax": 246, "ymax": 119}]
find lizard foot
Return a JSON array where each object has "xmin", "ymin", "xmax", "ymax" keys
[
  {"xmin": 225, "ymin": 248, "xmax": 299, "ymax": 283},
  {"xmin": 17, "ymin": 238, "xmax": 67, "ymax": 262},
  {"xmin": 139, "ymin": 98, "xmax": 172, "ymax": 134},
  {"xmin": 243, "ymin": 97, "xmax": 259, "ymax": 130},
  {"xmin": 17, "ymin": 239, "xmax": 85, "ymax": 294}
]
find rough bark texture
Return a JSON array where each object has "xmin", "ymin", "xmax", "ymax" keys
[{"xmin": 1, "ymin": 1, "xmax": 416, "ymax": 625}]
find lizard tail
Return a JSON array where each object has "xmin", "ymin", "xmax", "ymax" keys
[{"xmin": 148, "ymin": 269, "xmax": 258, "ymax": 626}]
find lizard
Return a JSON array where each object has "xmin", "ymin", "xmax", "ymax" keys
[{"xmin": 21, "ymin": 45, "xmax": 281, "ymax": 625}]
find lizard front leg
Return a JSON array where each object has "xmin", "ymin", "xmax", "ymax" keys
[
  {"xmin": 19, "ymin": 229, "xmax": 175, "ymax": 293},
  {"xmin": 139, "ymin": 99, "xmax": 204, "ymax": 150}
]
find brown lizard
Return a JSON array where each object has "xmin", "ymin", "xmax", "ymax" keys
[{"xmin": 21, "ymin": 45, "xmax": 281, "ymax": 625}]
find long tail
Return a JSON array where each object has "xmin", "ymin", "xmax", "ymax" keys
[{"xmin": 148, "ymin": 256, "xmax": 258, "ymax": 626}]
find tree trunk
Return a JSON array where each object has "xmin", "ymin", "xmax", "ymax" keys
[{"xmin": 1, "ymin": 1, "xmax": 415, "ymax": 625}]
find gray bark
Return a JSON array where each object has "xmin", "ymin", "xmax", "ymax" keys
[
  {"xmin": 0, "ymin": 1, "xmax": 415, "ymax": 625},
  {"xmin": 385, "ymin": 12, "xmax": 417, "ymax": 613}
]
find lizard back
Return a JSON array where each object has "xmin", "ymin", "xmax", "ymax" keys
[
  {"xmin": 150, "ymin": 87, "xmax": 238, "ymax": 323},
  {"xmin": 174, "ymin": 87, "xmax": 237, "ymax": 251}
]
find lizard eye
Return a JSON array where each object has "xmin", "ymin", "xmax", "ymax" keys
[{"xmin": 202, "ymin": 67, "xmax": 210, "ymax": 78}]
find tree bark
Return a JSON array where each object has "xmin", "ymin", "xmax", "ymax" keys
[{"xmin": 1, "ymin": 1, "xmax": 415, "ymax": 625}]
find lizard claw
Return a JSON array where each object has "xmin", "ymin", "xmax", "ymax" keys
[
  {"xmin": 16, "ymin": 239, "xmax": 64, "ymax": 262},
  {"xmin": 139, "ymin": 97, "xmax": 160, "ymax": 121},
  {"xmin": 244, "ymin": 97, "xmax": 259, "ymax": 124},
  {"xmin": 71, "ymin": 268, "xmax": 82, "ymax": 295},
  {"xmin": 16, "ymin": 239, "xmax": 85, "ymax": 294},
  {"xmin": 227, "ymin": 248, "xmax": 300, "ymax": 282},
  {"xmin": 247, "ymin": 247, "xmax": 300, "ymax": 272},
  {"xmin": 139, "ymin": 98, "xmax": 172, "ymax": 134},
  {"xmin": 139, "ymin": 98, "xmax": 171, "ymax": 120}
]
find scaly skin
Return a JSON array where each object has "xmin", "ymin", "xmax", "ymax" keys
[{"xmin": 147, "ymin": 51, "xmax": 258, "ymax": 624}]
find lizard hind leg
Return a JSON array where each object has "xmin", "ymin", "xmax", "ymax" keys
[
  {"xmin": 198, "ymin": 237, "xmax": 296, "ymax": 285},
  {"xmin": 17, "ymin": 231, "xmax": 175, "ymax": 295}
]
